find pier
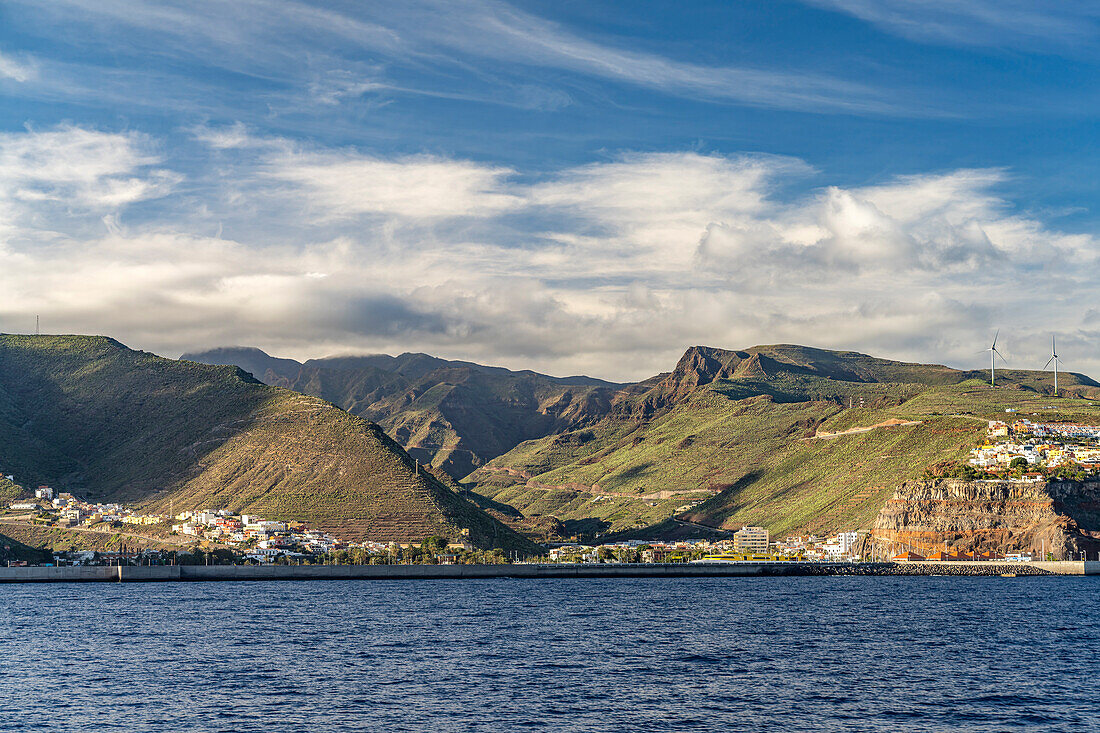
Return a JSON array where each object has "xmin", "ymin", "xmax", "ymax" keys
[{"xmin": 1, "ymin": 560, "xmax": 1098, "ymax": 583}]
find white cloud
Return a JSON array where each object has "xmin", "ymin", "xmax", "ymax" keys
[
  {"xmin": 188, "ymin": 122, "xmax": 256, "ymax": 150},
  {"xmin": 399, "ymin": 0, "xmax": 904, "ymax": 114},
  {"xmin": 807, "ymin": 1, "xmax": 1100, "ymax": 54},
  {"xmin": 0, "ymin": 125, "xmax": 178, "ymax": 211},
  {"xmin": 263, "ymin": 149, "xmax": 524, "ymax": 219},
  {"xmin": 1, "ymin": 129, "xmax": 1098, "ymax": 380},
  {"xmin": 0, "ymin": 50, "xmax": 36, "ymax": 82},
  {"xmin": 10, "ymin": 0, "xmax": 916, "ymax": 116}
]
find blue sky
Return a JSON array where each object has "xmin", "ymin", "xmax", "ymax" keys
[{"xmin": 1, "ymin": 0, "xmax": 1099, "ymax": 379}]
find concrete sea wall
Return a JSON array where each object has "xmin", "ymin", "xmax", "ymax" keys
[{"xmin": 0, "ymin": 561, "xmax": 1097, "ymax": 583}]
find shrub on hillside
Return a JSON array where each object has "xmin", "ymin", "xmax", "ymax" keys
[{"xmin": 923, "ymin": 460, "xmax": 987, "ymax": 481}]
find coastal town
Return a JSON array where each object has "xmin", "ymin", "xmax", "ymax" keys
[
  {"xmin": 546, "ymin": 527, "xmax": 862, "ymax": 564},
  {"xmin": 2, "ymin": 478, "xmax": 1043, "ymax": 567},
  {"xmin": 1, "ymin": 480, "xmax": 480, "ymax": 566},
  {"xmin": 3, "ymin": 473, "xmax": 878, "ymax": 566},
  {"xmin": 6, "ymin": 420, "xmax": 1099, "ymax": 569},
  {"xmin": 968, "ymin": 419, "xmax": 1100, "ymax": 474},
  {"xmin": 2, "ymin": 484, "xmax": 843, "ymax": 566}
]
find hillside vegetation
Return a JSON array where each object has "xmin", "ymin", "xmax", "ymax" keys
[
  {"xmin": 181, "ymin": 341, "xmax": 1100, "ymax": 542},
  {"xmin": 0, "ymin": 475, "xmax": 21, "ymax": 504},
  {"xmin": 468, "ymin": 346, "xmax": 1100, "ymax": 538},
  {"xmin": 0, "ymin": 335, "xmax": 536, "ymax": 552},
  {"xmin": 184, "ymin": 347, "xmax": 623, "ymax": 478}
]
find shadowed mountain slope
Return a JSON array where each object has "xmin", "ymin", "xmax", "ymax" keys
[
  {"xmin": 183, "ymin": 347, "xmax": 626, "ymax": 478},
  {"xmin": 0, "ymin": 335, "xmax": 536, "ymax": 551}
]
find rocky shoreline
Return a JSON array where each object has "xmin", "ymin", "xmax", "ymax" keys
[{"xmin": 808, "ymin": 562, "xmax": 1058, "ymax": 577}]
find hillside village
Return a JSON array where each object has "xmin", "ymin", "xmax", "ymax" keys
[
  {"xmin": 3, "ymin": 472, "xmax": 1048, "ymax": 567},
  {"xmin": 969, "ymin": 420, "xmax": 1100, "ymax": 474},
  {"xmin": 2, "ymin": 480, "xmax": 479, "ymax": 566},
  {"xmin": 3, "ymin": 472, "xmax": 876, "ymax": 566},
  {"xmin": 7, "ymin": 413, "xmax": 1100, "ymax": 567}
]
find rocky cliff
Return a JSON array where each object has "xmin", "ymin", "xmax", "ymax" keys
[{"xmin": 872, "ymin": 479, "xmax": 1100, "ymax": 558}]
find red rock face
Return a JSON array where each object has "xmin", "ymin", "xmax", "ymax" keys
[{"xmin": 872, "ymin": 478, "xmax": 1100, "ymax": 558}]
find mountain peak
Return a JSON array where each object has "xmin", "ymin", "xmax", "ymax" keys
[{"xmin": 181, "ymin": 346, "xmax": 303, "ymax": 382}]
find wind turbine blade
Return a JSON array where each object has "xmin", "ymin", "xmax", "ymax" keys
[
  {"xmin": 1044, "ymin": 356, "xmax": 1055, "ymax": 369},
  {"xmin": 992, "ymin": 329, "xmax": 999, "ymax": 348}
]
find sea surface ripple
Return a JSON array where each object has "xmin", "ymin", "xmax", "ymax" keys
[{"xmin": 2, "ymin": 576, "xmax": 1098, "ymax": 732}]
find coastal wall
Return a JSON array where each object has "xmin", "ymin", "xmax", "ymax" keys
[
  {"xmin": 0, "ymin": 561, "xmax": 1096, "ymax": 582},
  {"xmin": 872, "ymin": 479, "xmax": 1100, "ymax": 557}
]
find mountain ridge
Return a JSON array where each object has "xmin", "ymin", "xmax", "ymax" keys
[
  {"xmin": 0, "ymin": 335, "xmax": 536, "ymax": 552},
  {"xmin": 181, "ymin": 340, "xmax": 1100, "ymax": 542},
  {"xmin": 183, "ymin": 346, "xmax": 626, "ymax": 478}
]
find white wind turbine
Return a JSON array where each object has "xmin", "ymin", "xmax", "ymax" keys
[
  {"xmin": 986, "ymin": 330, "xmax": 1007, "ymax": 387},
  {"xmin": 1043, "ymin": 335, "xmax": 1062, "ymax": 397}
]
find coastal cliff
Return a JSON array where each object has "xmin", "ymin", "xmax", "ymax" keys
[{"xmin": 872, "ymin": 479, "xmax": 1100, "ymax": 558}]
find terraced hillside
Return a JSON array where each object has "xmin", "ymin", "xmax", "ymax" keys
[
  {"xmin": 0, "ymin": 335, "xmax": 536, "ymax": 552},
  {"xmin": 467, "ymin": 345, "xmax": 1100, "ymax": 539},
  {"xmin": 183, "ymin": 347, "xmax": 625, "ymax": 478}
]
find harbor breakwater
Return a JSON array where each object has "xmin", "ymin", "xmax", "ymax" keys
[{"xmin": 1, "ymin": 560, "xmax": 1097, "ymax": 582}]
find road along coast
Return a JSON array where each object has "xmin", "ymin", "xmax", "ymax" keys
[{"xmin": 0, "ymin": 561, "xmax": 1096, "ymax": 583}]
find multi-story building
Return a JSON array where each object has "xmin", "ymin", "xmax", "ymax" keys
[
  {"xmin": 733, "ymin": 526, "xmax": 769, "ymax": 553},
  {"xmin": 837, "ymin": 531, "xmax": 859, "ymax": 555}
]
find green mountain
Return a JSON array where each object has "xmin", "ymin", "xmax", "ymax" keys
[
  {"xmin": 0, "ymin": 335, "xmax": 536, "ymax": 552},
  {"xmin": 183, "ymin": 347, "xmax": 624, "ymax": 478},
  {"xmin": 179, "ymin": 341, "xmax": 1100, "ymax": 543},
  {"xmin": 466, "ymin": 344, "xmax": 1100, "ymax": 539}
]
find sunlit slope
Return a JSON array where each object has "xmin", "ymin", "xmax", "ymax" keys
[
  {"xmin": 0, "ymin": 335, "xmax": 536, "ymax": 550},
  {"xmin": 0, "ymin": 475, "xmax": 21, "ymax": 504},
  {"xmin": 469, "ymin": 372, "xmax": 1100, "ymax": 537}
]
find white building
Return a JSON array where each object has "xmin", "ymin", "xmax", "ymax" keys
[{"xmin": 837, "ymin": 531, "xmax": 859, "ymax": 555}]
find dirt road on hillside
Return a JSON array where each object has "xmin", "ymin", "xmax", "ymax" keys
[{"xmin": 804, "ymin": 418, "xmax": 923, "ymax": 440}]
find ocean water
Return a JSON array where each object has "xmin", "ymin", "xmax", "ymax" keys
[{"xmin": 1, "ymin": 576, "xmax": 1098, "ymax": 732}]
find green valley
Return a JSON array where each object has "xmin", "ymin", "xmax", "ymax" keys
[{"xmin": 184, "ymin": 347, "xmax": 622, "ymax": 478}]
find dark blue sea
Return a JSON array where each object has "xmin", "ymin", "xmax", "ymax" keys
[{"xmin": 2, "ymin": 576, "xmax": 1098, "ymax": 732}]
